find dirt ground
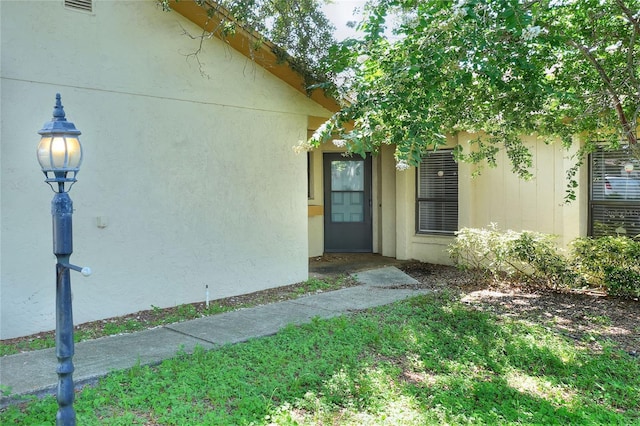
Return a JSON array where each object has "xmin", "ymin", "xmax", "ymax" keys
[
  {"xmin": 400, "ymin": 261, "xmax": 639, "ymax": 358},
  {"xmin": 2, "ymin": 257, "xmax": 639, "ymax": 359}
]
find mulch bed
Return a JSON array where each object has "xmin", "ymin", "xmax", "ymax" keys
[{"xmin": 400, "ymin": 261, "xmax": 639, "ymax": 358}]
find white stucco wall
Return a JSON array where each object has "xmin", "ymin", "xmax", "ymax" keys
[{"xmin": 0, "ymin": 0, "xmax": 331, "ymax": 339}]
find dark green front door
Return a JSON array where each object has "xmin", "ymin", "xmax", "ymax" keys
[{"xmin": 323, "ymin": 153, "xmax": 372, "ymax": 252}]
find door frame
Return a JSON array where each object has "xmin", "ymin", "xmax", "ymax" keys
[{"xmin": 323, "ymin": 153, "xmax": 373, "ymax": 252}]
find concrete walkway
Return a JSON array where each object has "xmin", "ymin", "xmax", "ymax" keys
[{"xmin": 0, "ymin": 266, "xmax": 425, "ymax": 407}]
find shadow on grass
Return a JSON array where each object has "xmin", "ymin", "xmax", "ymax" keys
[
  {"xmin": 387, "ymin": 294, "xmax": 639, "ymax": 424},
  {"xmin": 460, "ymin": 288, "xmax": 640, "ymax": 355}
]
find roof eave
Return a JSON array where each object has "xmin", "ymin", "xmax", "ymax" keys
[{"xmin": 168, "ymin": 0, "xmax": 340, "ymax": 113}]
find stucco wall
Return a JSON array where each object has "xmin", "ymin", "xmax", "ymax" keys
[{"xmin": 0, "ymin": 0, "xmax": 331, "ymax": 339}]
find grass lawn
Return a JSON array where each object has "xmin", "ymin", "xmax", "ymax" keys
[{"xmin": 1, "ymin": 291, "xmax": 638, "ymax": 425}]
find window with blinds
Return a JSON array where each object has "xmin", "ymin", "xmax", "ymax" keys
[
  {"xmin": 417, "ymin": 150, "xmax": 458, "ymax": 234},
  {"xmin": 65, "ymin": 0, "xmax": 92, "ymax": 13},
  {"xmin": 589, "ymin": 147, "xmax": 640, "ymax": 237}
]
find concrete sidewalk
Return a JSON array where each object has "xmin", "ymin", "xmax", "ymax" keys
[{"xmin": 0, "ymin": 266, "xmax": 426, "ymax": 407}]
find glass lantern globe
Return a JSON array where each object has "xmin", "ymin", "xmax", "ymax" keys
[{"xmin": 37, "ymin": 94, "xmax": 83, "ymax": 192}]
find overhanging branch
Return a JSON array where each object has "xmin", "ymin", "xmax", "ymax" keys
[
  {"xmin": 569, "ymin": 39, "xmax": 637, "ymax": 145},
  {"xmin": 615, "ymin": 0, "xmax": 640, "ymax": 36}
]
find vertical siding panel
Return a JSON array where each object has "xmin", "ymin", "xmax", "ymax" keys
[
  {"xmin": 503, "ymin": 147, "xmax": 521, "ymax": 230},
  {"xmin": 520, "ymin": 137, "xmax": 538, "ymax": 231}
]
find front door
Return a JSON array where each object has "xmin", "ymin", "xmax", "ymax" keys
[{"xmin": 323, "ymin": 153, "xmax": 372, "ymax": 252}]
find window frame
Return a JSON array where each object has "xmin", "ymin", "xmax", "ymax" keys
[
  {"xmin": 415, "ymin": 149, "xmax": 459, "ymax": 235},
  {"xmin": 588, "ymin": 146, "xmax": 640, "ymax": 237}
]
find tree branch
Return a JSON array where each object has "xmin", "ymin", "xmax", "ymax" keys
[
  {"xmin": 626, "ymin": 21, "xmax": 640, "ymax": 101},
  {"xmin": 569, "ymin": 39, "xmax": 637, "ymax": 145},
  {"xmin": 178, "ymin": 23, "xmax": 220, "ymax": 78},
  {"xmin": 615, "ymin": 0, "xmax": 640, "ymax": 36}
]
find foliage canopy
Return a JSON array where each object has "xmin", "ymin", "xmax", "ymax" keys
[{"xmin": 310, "ymin": 0, "xmax": 640, "ymax": 190}]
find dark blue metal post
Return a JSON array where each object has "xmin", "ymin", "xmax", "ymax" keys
[
  {"xmin": 52, "ymin": 191, "xmax": 76, "ymax": 426},
  {"xmin": 37, "ymin": 94, "xmax": 86, "ymax": 426}
]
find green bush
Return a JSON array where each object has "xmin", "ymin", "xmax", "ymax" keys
[
  {"xmin": 451, "ymin": 229, "xmax": 640, "ymax": 298},
  {"xmin": 571, "ymin": 236, "xmax": 640, "ymax": 298},
  {"xmin": 508, "ymin": 232, "xmax": 581, "ymax": 289},
  {"xmin": 605, "ymin": 267, "xmax": 640, "ymax": 299},
  {"xmin": 449, "ymin": 225, "xmax": 578, "ymax": 289},
  {"xmin": 448, "ymin": 224, "xmax": 515, "ymax": 276}
]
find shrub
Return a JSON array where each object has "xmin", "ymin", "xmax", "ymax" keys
[
  {"xmin": 508, "ymin": 232, "xmax": 581, "ymax": 289},
  {"xmin": 451, "ymin": 229, "xmax": 640, "ymax": 298},
  {"xmin": 571, "ymin": 236, "xmax": 640, "ymax": 298},
  {"xmin": 449, "ymin": 225, "xmax": 578, "ymax": 289},
  {"xmin": 605, "ymin": 267, "xmax": 640, "ymax": 299},
  {"xmin": 448, "ymin": 224, "xmax": 515, "ymax": 276}
]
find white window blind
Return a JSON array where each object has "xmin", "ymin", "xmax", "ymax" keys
[
  {"xmin": 417, "ymin": 150, "xmax": 458, "ymax": 234},
  {"xmin": 589, "ymin": 147, "xmax": 640, "ymax": 237}
]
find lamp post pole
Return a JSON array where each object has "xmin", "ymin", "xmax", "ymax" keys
[
  {"xmin": 37, "ymin": 94, "xmax": 90, "ymax": 426},
  {"xmin": 53, "ymin": 191, "xmax": 76, "ymax": 425}
]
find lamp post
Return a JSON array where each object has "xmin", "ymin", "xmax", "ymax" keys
[{"xmin": 37, "ymin": 94, "xmax": 91, "ymax": 426}]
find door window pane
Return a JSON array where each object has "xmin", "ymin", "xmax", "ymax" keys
[
  {"xmin": 331, "ymin": 192, "xmax": 364, "ymax": 222},
  {"xmin": 331, "ymin": 161, "xmax": 364, "ymax": 191}
]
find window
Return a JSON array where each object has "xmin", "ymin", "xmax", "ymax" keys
[
  {"xmin": 417, "ymin": 150, "xmax": 458, "ymax": 234},
  {"xmin": 589, "ymin": 147, "xmax": 640, "ymax": 237}
]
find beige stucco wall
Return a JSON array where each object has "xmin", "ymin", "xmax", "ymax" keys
[{"xmin": 0, "ymin": 0, "xmax": 332, "ymax": 339}]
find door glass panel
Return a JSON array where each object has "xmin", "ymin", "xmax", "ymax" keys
[
  {"xmin": 331, "ymin": 160, "xmax": 364, "ymax": 223},
  {"xmin": 331, "ymin": 161, "xmax": 364, "ymax": 190},
  {"xmin": 331, "ymin": 192, "xmax": 364, "ymax": 222}
]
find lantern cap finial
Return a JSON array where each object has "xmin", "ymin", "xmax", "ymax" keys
[
  {"xmin": 52, "ymin": 93, "xmax": 66, "ymax": 121},
  {"xmin": 38, "ymin": 94, "xmax": 81, "ymax": 136}
]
